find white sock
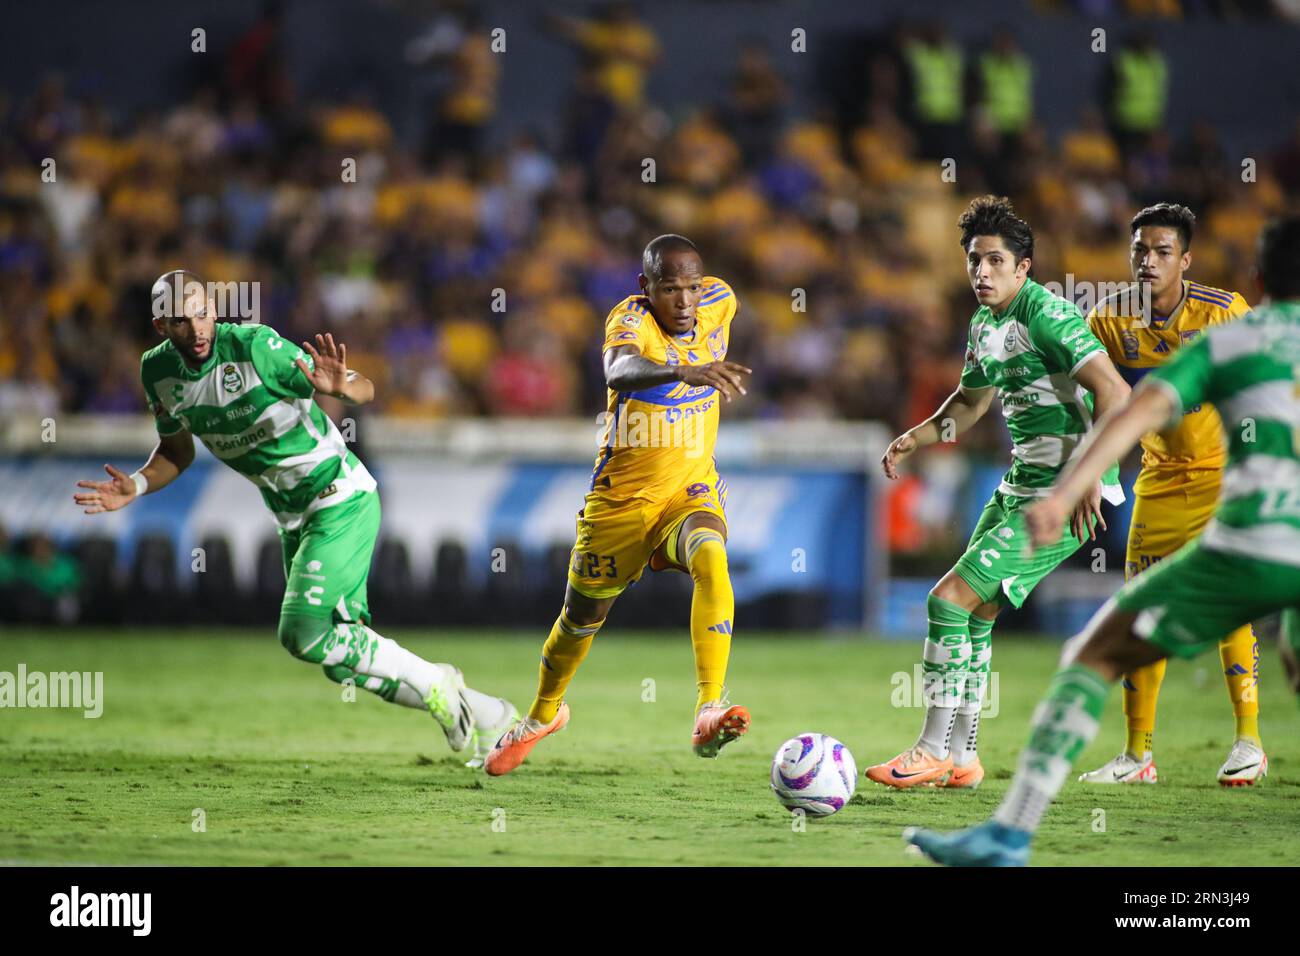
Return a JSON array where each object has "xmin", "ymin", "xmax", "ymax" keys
[
  {"xmin": 952, "ymin": 620, "xmax": 992, "ymax": 765},
  {"xmin": 950, "ymin": 706, "xmax": 981, "ymax": 766},
  {"xmin": 918, "ymin": 662, "xmax": 966, "ymax": 759},
  {"xmin": 463, "ymin": 686, "xmax": 510, "ymax": 728},
  {"xmin": 918, "ymin": 705, "xmax": 957, "ymax": 758},
  {"xmin": 324, "ymin": 624, "xmax": 442, "ymax": 701}
]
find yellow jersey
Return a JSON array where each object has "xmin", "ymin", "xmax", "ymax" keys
[
  {"xmin": 1088, "ymin": 280, "xmax": 1251, "ymax": 496},
  {"xmin": 592, "ymin": 277, "xmax": 738, "ymax": 502}
]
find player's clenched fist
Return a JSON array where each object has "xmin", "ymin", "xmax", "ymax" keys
[
  {"xmin": 880, "ymin": 432, "xmax": 918, "ymax": 480},
  {"xmin": 677, "ymin": 360, "xmax": 752, "ymax": 402}
]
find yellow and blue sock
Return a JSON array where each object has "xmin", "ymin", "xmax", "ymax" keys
[
  {"xmin": 683, "ymin": 526, "xmax": 734, "ymax": 713},
  {"xmin": 1122, "ymin": 658, "xmax": 1164, "ymax": 756},
  {"xmin": 529, "ymin": 609, "xmax": 604, "ymax": 723},
  {"xmin": 1220, "ymin": 624, "xmax": 1261, "ymax": 744}
]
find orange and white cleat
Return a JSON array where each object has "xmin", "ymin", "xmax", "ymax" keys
[
  {"xmin": 692, "ymin": 699, "xmax": 750, "ymax": 757},
  {"xmin": 1077, "ymin": 751, "xmax": 1157, "ymax": 784},
  {"xmin": 483, "ymin": 703, "xmax": 570, "ymax": 777},
  {"xmin": 1217, "ymin": 738, "xmax": 1267, "ymax": 787},
  {"xmin": 865, "ymin": 744, "xmax": 953, "ymax": 789},
  {"xmin": 943, "ymin": 757, "xmax": 985, "ymax": 789}
]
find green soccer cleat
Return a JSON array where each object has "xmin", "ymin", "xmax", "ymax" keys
[{"xmin": 424, "ymin": 665, "xmax": 474, "ymax": 753}]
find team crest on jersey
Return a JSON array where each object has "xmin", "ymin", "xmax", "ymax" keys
[
  {"xmin": 707, "ymin": 327, "xmax": 726, "ymax": 360},
  {"xmin": 664, "ymin": 345, "xmax": 680, "ymax": 366},
  {"xmin": 1121, "ymin": 331, "xmax": 1139, "ymax": 361},
  {"xmin": 1003, "ymin": 324, "xmax": 1019, "ymax": 351},
  {"xmin": 221, "ymin": 363, "xmax": 243, "ymax": 393}
]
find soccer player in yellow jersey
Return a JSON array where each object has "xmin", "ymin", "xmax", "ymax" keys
[
  {"xmin": 485, "ymin": 235, "xmax": 753, "ymax": 776},
  {"xmin": 1082, "ymin": 202, "xmax": 1265, "ymax": 786}
]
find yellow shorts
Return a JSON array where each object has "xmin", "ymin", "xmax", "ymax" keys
[
  {"xmin": 1125, "ymin": 477, "xmax": 1219, "ymax": 581},
  {"xmin": 567, "ymin": 476, "xmax": 728, "ymax": 599}
]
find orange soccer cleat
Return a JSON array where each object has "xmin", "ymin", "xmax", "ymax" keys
[
  {"xmin": 943, "ymin": 757, "xmax": 985, "ymax": 789},
  {"xmin": 692, "ymin": 700, "xmax": 750, "ymax": 757},
  {"xmin": 483, "ymin": 703, "xmax": 570, "ymax": 777},
  {"xmin": 864, "ymin": 744, "xmax": 953, "ymax": 789}
]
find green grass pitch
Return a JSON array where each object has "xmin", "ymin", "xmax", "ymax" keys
[{"xmin": 2, "ymin": 628, "xmax": 1298, "ymax": 866}]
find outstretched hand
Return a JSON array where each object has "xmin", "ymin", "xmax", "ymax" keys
[
  {"xmin": 74, "ymin": 464, "xmax": 138, "ymax": 515},
  {"xmin": 677, "ymin": 360, "xmax": 752, "ymax": 402},
  {"xmin": 296, "ymin": 333, "xmax": 352, "ymax": 398}
]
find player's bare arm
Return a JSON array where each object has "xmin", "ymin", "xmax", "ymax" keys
[
  {"xmin": 880, "ymin": 384, "xmax": 994, "ymax": 480},
  {"xmin": 603, "ymin": 343, "xmax": 751, "ymax": 402},
  {"xmin": 73, "ymin": 428, "xmax": 195, "ymax": 514},
  {"xmin": 297, "ymin": 332, "xmax": 375, "ymax": 405},
  {"xmin": 1066, "ymin": 354, "xmax": 1132, "ymax": 541},
  {"xmin": 1025, "ymin": 382, "xmax": 1172, "ymax": 549}
]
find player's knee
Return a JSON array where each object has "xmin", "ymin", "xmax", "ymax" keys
[
  {"xmin": 929, "ymin": 576, "xmax": 969, "ymax": 608},
  {"xmin": 321, "ymin": 663, "xmax": 353, "ymax": 685},
  {"xmin": 685, "ymin": 531, "xmax": 728, "ymax": 583},
  {"xmin": 278, "ymin": 614, "xmax": 330, "ymax": 663},
  {"xmin": 562, "ymin": 589, "xmax": 611, "ymax": 627}
]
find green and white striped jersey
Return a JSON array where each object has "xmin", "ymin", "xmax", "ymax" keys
[
  {"xmin": 1148, "ymin": 300, "xmax": 1300, "ymax": 568},
  {"xmin": 960, "ymin": 278, "xmax": 1124, "ymax": 504},
  {"xmin": 140, "ymin": 322, "xmax": 375, "ymax": 531}
]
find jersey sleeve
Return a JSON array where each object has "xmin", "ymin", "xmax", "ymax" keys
[
  {"xmin": 601, "ymin": 304, "xmax": 653, "ymax": 353},
  {"xmin": 959, "ymin": 321, "xmax": 990, "ymax": 390},
  {"xmin": 1085, "ymin": 306, "xmax": 1119, "ymax": 361},
  {"xmin": 1029, "ymin": 300, "xmax": 1108, "ymax": 376},
  {"xmin": 1146, "ymin": 333, "xmax": 1214, "ymax": 427},
  {"xmin": 1222, "ymin": 292, "xmax": 1252, "ymax": 325},
  {"xmin": 140, "ymin": 360, "xmax": 185, "ymax": 437},
  {"xmin": 250, "ymin": 325, "xmax": 315, "ymax": 399},
  {"xmin": 703, "ymin": 277, "xmax": 739, "ymax": 326}
]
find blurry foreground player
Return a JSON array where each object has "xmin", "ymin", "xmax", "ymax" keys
[
  {"xmin": 484, "ymin": 235, "xmax": 752, "ymax": 775},
  {"xmin": 867, "ymin": 196, "xmax": 1131, "ymax": 790},
  {"xmin": 1084, "ymin": 202, "xmax": 1264, "ymax": 786},
  {"xmin": 74, "ymin": 271, "xmax": 518, "ymax": 766},
  {"xmin": 906, "ymin": 217, "xmax": 1300, "ymax": 867}
]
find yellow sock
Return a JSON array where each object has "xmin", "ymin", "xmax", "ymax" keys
[
  {"xmin": 1220, "ymin": 624, "xmax": 1261, "ymax": 743},
  {"xmin": 1122, "ymin": 658, "xmax": 1166, "ymax": 755},
  {"xmin": 684, "ymin": 527, "xmax": 734, "ymax": 713},
  {"xmin": 528, "ymin": 609, "xmax": 604, "ymax": 723}
]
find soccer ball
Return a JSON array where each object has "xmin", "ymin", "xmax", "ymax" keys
[{"xmin": 770, "ymin": 733, "xmax": 857, "ymax": 816}]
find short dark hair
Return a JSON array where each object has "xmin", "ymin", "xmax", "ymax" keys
[
  {"xmin": 642, "ymin": 234, "xmax": 700, "ymax": 282},
  {"xmin": 957, "ymin": 195, "xmax": 1033, "ymax": 262},
  {"xmin": 151, "ymin": 269, "xmax": 207, "ymax": 319},
  {"xmin": 1130, "ymin": 202, "xmax": 1196, "ymax": 251},
  {"xmin": 1257, "ymin": 215, "xmax": 1300, "ymax": 300}
]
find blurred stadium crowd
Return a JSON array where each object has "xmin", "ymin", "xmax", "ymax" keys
[
  {"xmin": 4, "ymin": 2, "xmax": 1299, "ymax": 427},
  {"xmin": 2, "ymin": 1, "xmax": 1300, "ymax": 611}
]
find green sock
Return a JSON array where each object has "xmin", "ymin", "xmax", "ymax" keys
[
  {"xmin": 951, "ymin": 615, "xmax": 994, "ymax": 765},
  {"xmin": 994, "ymin": 664, "xmax": 1111, "ymax": 833},
  {"xmin": 918, "ymin": 594, "xmax": 972, "ymax": 757},
  {"xmin": 323, "ymin": 663, "xmax": 411, "ymax": 704}
]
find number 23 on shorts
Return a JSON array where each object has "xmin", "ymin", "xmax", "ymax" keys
[{"xmin": 571, "ymin": 551, "xmax": 618, "ymax": 579}]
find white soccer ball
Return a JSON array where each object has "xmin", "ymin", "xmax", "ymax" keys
[{"xmin": 770, "ymin": 733, "xmax": 857, "ymax": 817}]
